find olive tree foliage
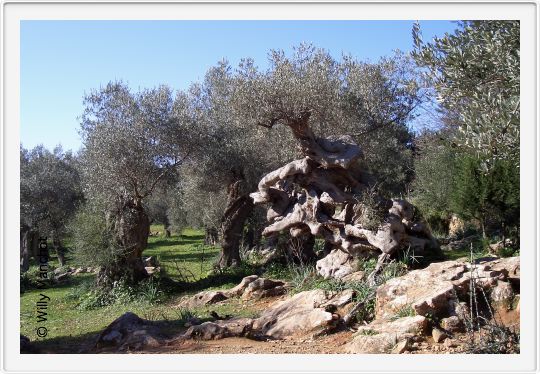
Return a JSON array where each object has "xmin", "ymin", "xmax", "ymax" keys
[
  {"xmin": 410, "ymin": 129, "xmax": 458, "ymax": 233},
  {"xmin": 233, "ymin": 45, "xmax": 422, "ymax": 196},
  {"xmin": 78, "ymin": 81, "xmax": 200, "ymax": 284},
  {"xmin": 173, "ymin": 44, "xmax": 422, "ymax": 267},
  {"xmin": 412, "ymin": 21, "xmax": 520, "ymax": 170},
  {"xmin": 170, "ymin": 61, "xmax": 298, "ymax": 267},
  {"xmin": 20, "ymin": 145, "xmax": 83, "ymax": 269}
]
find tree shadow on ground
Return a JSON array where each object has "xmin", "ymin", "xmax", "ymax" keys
[{"xmin": 23, "ymin": 330, "xmax": 100, "ymax": 354}]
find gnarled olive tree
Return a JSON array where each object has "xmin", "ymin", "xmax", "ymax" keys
[
  {"xmin": 232, "ymin": 45, "xmax": 439, "ymax": 279},
  {"xmin": 79, "ymin": 82, "xmax": 198, "ymax": 285}
]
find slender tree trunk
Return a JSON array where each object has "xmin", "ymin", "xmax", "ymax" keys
[
  {"xmin": 52, "ymin": 234, "xmax": 66, "ymax": 267},
  {"xmin": 20, "ymin": 227, "xmax": 30, "ymax": 272},
  {"xmin": 29, "ymin": 230, "xmax": 40, "ymax": 261},
  {"xmin": 205, "ymin": 227, "xmax": 218, "ymax": 246},
  {"xmin": 218, "ymin": 194, "xmax": 254, "ymax": 268}
]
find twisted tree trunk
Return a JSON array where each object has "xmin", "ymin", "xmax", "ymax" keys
[
  {"xmin": 97, "ymin": 199, "xmax": 150, "ymax": 287},
  {"xmin": 251, "ymin": 113, "xmax": 440, "ymax": 277},
  {"xmin": 218, "ymin": 193, "xmax": 253, "ymax": 268}
]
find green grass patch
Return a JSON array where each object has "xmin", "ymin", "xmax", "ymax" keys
[{"xmin": 20, "ymin": 227, "xmax": 262, "ymax": 352}]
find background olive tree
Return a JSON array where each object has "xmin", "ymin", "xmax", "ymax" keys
[
  {"xmin": 20, "ymin": 145, "xmax": 83, "ymax": 270},
  {"xmin": 411, "ymin": 20, "xmax": 520, "ymax": 244}
]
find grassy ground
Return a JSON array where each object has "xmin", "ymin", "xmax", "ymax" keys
[{"xmin": 20, "ymin": 227, "xmax": 258, "ymax": 353}]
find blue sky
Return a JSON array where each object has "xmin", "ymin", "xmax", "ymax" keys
[{"xmin": 21, "ymin": 20, "xmax": 457, "ymax": 152}]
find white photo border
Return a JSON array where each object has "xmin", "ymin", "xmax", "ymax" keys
[{"xmin": 1, "ymin": 1, "xmax": 537, "ymax": 373}]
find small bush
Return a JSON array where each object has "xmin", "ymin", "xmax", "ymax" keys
[
  {"xmin": 69, "ymin": 204, "xmax": 123, "ymax": 269},
  {"xmin": 75, "ymin": 276, "xmax": 166, "ymax": 310}
]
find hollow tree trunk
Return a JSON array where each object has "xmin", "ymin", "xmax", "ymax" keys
[
  {"xmin": 218, "ymin": 193, "xmax": 254, "ymax": 268},
  {"xmin": 98, "ymin": 200, "xmax": 150, "ymax": 287},
  {"xmin": 286, "ymin": 231, "xmax": 316, "ymax": 264}
]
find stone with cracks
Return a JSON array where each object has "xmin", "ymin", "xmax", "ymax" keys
[
  {"xmin": 253, "ymin": 289, "xmax": 354, "ymax": 339},
  {"xmin": 249, "ymin": 114, "xmax": 439, "ymax": 279},
  {"xmin": 346, "ymin": 316, "xmax": 428, "ymax": 353},
  {"xmin": 176, "ymin": 291, "xmax": 228, "ymax": 309}
]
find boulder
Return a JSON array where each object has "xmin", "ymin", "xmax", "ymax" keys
[
  {"xmin": 176, "ymin": 291, "xmax": 228, "ymax": 309},
  {"xmin": 253, "ymin": 289, "xmax": 352, "ymax": 339},
  {"xmin": 490, "ymin": 281, "xmax": 514, "ymax": 304},
  {"xmin": 95, "ymin": 312, "xmax": 163, "ymax": 351},
  {"xmin": 183, "ymin": 318, "xmax": 254, "ymax": 340},
  {"xmin": 346, "ymin": 316, "xmax": 428, "ymax": 353},
  {"xmin": 241, "ymin": 278, "xmax": 286, "ymax": 300},
  {"xmin": 227, "ymin": 275, "xmax": 259, "ymax": 296},
  {"xmin": 225, "ymin": 275, "xmax": 287, "ymax": 300},
  {"xmin": 392, "ymin": 338, "xmax": 411, "ymax": 354},
  {"xmin": 316, "ymin": 249, "xmax": 359, "ymax": 279}
]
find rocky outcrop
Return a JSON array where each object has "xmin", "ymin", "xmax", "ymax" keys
[
  {"xmin": 375, "ymin": 257, "xmax": 520, "ymax": 320},
  {"xmin": 348, "ymin": 256, "xmax": 520, "ymax": 353},
  {"xmin": 95, "ymin": 312, "xmax": 164, "ymax": 351}
]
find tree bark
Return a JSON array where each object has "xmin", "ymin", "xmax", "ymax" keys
[
  {"xmin": 98, "ymin": 199, "xmax": 150, "ymax": 287},
  {"xmin": 52, "ymin": 234, "xmax": 66, "ymax": 267},
  {"xmin": 218, "ymin": 193, "xmax": 254, "ymax": 268},
  {"xmin": 20, "ymin": 226, "xmax": 30, "ymax": 272}
]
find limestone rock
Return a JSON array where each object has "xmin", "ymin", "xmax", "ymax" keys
[
  {"xmin": 392, "ymin": 338, "xmax": 411, "ymax": 354},
  {"xmin": 342, "ymin": 271, "xmax": 366, "ymax": 283},
  {"xmin": 432, "ymin": 328, "xmax": 447, "ymax": 343},
  {"xmin": 241, "ymin": 278, "xmax": 286, "ymax": 300},
  {"xmin": 375, "ymin": 258, "xmax": 519, "ymax": 319},
  {"xmin": 490, "ymin": 281, "xmax": 515, "ymax": 304},
  {"xmin": 225, "ymin": 275, "xmax": 287, "ymax": 300},
  {"xmin": 176, "ymin": 291, "xmax": 228, "ymax": 309},
  {"xmin": 253, "ymin": 289, "xmax": 350, "ymax": 339},
  {"xmin": 347, "ymin": 316, "xmax": 428, "ymax": 353},
  {"xmin": 227, "ymin": 275, "xmax": 259, "ymax": 296}
]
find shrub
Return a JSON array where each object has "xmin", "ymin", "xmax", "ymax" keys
[{"xmin": 69, "ymin": 204, "xmax": 122, "ymax": 269}]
